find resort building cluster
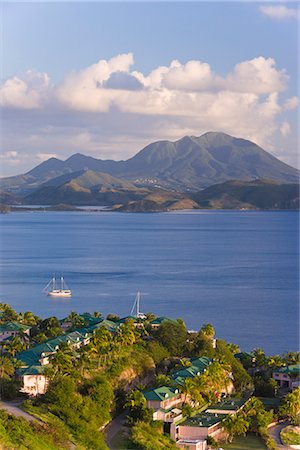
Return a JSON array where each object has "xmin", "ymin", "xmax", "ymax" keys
[{"xmin": 0, "ymin": 313, "xmax": 299, "ymax": 450}]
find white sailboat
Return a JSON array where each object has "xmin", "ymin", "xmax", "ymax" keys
[
  {"xmin": 130, "ymin": 291, "xmax": 146, "ymax": 319},
  {"xmin": 43, "ymin": 274, "xmax": 72, "ymax": 297}
]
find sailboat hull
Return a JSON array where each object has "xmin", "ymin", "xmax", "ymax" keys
[{"xmin": 48, "ymin": 290, "xmax": 72, "ymax": 297}]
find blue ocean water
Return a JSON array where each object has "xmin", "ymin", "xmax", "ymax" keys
[{"xmin": 0, "ymin": 210, "xmax": 298, "ymax": 355}]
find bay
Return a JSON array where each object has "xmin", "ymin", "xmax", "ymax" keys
[{"xmin": 0, "ymin": 210, "xmax": 298, "ymax": 355}]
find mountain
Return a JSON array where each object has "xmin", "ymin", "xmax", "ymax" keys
[
  {"xmin": 1, "ymin": 132, "xmax": 299, "ymax": 195},
  {"xmin": 24, "ymin": 170, "xmax": 150, "ymax": 206},
  {"xmin": 191, "ymin": 179, "xmax": 300, "ymax": 210},
  {"xmin": 115, "ymin": 132, "xmax": 299, "ymax": 190}
]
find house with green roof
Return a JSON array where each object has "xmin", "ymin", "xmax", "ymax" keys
[
  {"xmin": 0, "ymin": 322, "xmax": 31, "ymax": 342},
  {"xmin": 16, "ymin": 365, "xmax": 49, "ymax": 396},
  {"xmin": 143, "ymin": 386, "xmax": 184, "ymax": 423},
  {"xmin": 60, "ymin": 313, "xmax": 103, "ymax": 331},
  {"xmin": 170, "ymin": 397, "xmax": 249, "ymax": 449},
  {"xmin": 171, "ymin": 412, "xmax": 226, "ymax": 450},
  {"xmin": 171, "ymin": 358, "xmax": 212, "ymax": 386},
  {"xmin": 16, "ymin": 328, "xmax": 95, "ymax": 396},
  {"xmin": 272, "ymin": 364, "xmax": 300, "ymax": 390},
  {"xmin": 150, "ymin": 316, "xmax": 177, "ymax": 329}
]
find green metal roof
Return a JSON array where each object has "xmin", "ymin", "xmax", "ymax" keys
[
  {"xmin": 206, "ymin": 398, "xmax": 247, "ymax": 412},
  {"xmin": 116, "ymin": 315, "xmax": 139, "ymax": 324},
  {"xmin": 143, "ymin": 386, "xmax": 180, "ymax": 402},
  {"xmin": 17, "ymin": 365, "xmax": 47, "ymax": 376},
  {"xmin": 182, "ymin": 413, "xmax": 226, "ymax": 428},
  {"xmin": 0, "ymin": 322, "xmax": 30, "ymax": 332},
  {"xmin": 190, "ymin": 357, "xmax": 212, "ymax": 368},
  {"xmin": 150, "ymin": 316, "xmax": 176, "ymax": 325},
  {"xmin": 276, "ymin": 364, "xmax": 300, "ymax": 375},
  {"xmin": 171, "ymin": 366, "xmax": 201, "ymax": 379}
]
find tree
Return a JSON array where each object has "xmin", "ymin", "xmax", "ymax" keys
[
  {"xmin": 279, "ymin": 388, "xmax": 300, "ymax": 425},
  {"xmin": 106, "ymin": 313, "xmax": 120, "ymax": 322},
  {"xmin": 2, "ymin": 336, "xmax": 27, "ymax": 356},
  {"xmin": 125, "ymin": 389, "xmax": 153, "ymax": 424},
  {"xmin": 223, "ymin": 414, "xmax": 249, "ymax": 442},
  {"xmin": 243, "ymin": 397, "xmax": 273, "ymax": 433},
  {"xmin": 252, "ymin": 348, "xmax": 268, "ymax": 367},
  {"xmin": 216, "ymin": 340, "xmax": 253, "ymax": 392},
  {"xmin": 20, "ymin": 311, "xmax": 38, "ymax": 326},
  {"xmin": 155, "ymin": 321, "xmax": 187, "ymax": 356},
  {"xmin": 154, "ymin": 374, "xmax": 172, "ymax": 388},
  {"xmin": 0, "ymin": 356, "xmax": 15, "ymax": 400},
  {"xmin": 201, "ymin": 323, "xmax": 215, "ymax": 338},
  {"xmin": 0, "ymin": 303, "xmax": 19, "ymax": 322}
]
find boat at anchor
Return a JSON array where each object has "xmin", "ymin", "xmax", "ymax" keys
[{"xmin": 43, "ymin": 275, "xmax": 72, "ymax": 297}]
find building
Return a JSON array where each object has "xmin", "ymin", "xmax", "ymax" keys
[
  {"xmin": 149, "ymin": 316, "xmax": 178, "ymax": 329},
  {"xmin": 143, "ymin": 386, "xmax": 184, "ymax": 423},
  {"xmin": 0, "ymin": 322, "xmax": 31, "ymax": 342},
  {"xmin": 171, "ymin": 357, "xmax": 212, "ymax": 386},
  {"xmin": 170, "ymin": 397, "xmax": 249, "ymax": 450},
  {"xmin": 15, "ymin": 316, "xmax": 122, "ymax": 396},
  {"xmin": 272, "ymin": 364, "xmax": 300, "ymax": 390},
  {"xmin": 171, "ymin": 413, "xmax": 226, "ymax": 446}
]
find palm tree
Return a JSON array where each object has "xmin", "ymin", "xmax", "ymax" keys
[{"xmin": 0, "ymin": 355, "xmax": 15, "ymax": 400}]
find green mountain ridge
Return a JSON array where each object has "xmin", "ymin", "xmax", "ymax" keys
[{"xmin": 1, "ymin": 132, "xmax": 299, "ymax": 196}]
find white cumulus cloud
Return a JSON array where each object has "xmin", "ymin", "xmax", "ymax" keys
[
  {"xmin": 0, "ymin": 53, "xmax": 298, "ymax": 172},
  {"xmin": 259, "ymin": 5, "xmax": 298, "ymax": 20},
  {"xmin": 280, "ymin": 121, "xmax": 291, "ymax": 136},
  {"xmin": 0, "ymin": 71, "xmax": 50, "ymax": 109}
]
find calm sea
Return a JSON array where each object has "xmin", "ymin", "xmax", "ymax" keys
[{"xmin": 0, "ymin": 210, "xmax": 299, "ymax": 355}]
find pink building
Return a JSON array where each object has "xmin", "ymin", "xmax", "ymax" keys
[{"xmin": 272, "ymin": 365, "xmax": 300, "ymax": 390}]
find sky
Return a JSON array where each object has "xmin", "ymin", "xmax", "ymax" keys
[{"xmin": 0, "ymin": 1, "xmax": 299, "ymax": 177}]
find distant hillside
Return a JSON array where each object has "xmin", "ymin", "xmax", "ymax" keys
[
  {"xmin": 1, "ymin": 132, "xmax": 299, "ymax": 195},
  {"xmin": 24, "ymin": 170, "xmax": 150, "ymax": 206},
  {"xmin": 191, "ymin": 179, "xmax": 300, "ymax": 210}
]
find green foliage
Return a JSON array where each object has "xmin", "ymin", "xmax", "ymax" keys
[
  {"xmin": 154, "ymin": 374, "xmax": 172, "ymax": 388},
  {"xmin": 125, "ymin": 389, "xmax": 153, "ymax": 425},
  {"xmin": 280, "ymin": 426, "xmax": 300, "ymax": 445},
  {"xmin": 155, "ymin": 321, "xmax": 187, "ymax": 356},
  {"xmin": 252, "ymin": 348, "xmax": 268, "ymax": 367},
  {"xmin": 279, "ymin": 387, "xmax": 300, "ymax": 425},
  {"xmin": 201, "ymin": 323, "xmax": 215, "ymax": 338},
  {"xmin": 186, "ymin": 330, "xmax": 215, "ymax": 358},
  {"xmin": 43, "ymin": 375, "xmax": 111, "ymax": 449},
  {"xmin": 145, "ymin": 341, "xmax": 169, "ymax": 364},
  {"xmin": 0, "ymin": 303, "xmax": 19, "ymax": 323},
  {"xmin": 258, "ymin": 428, "xmax": 277, "ymax": 450},
  {"xmin": 243, "ymin": 397, "xmax": 274, "ymax": 432},
  {"xmin": 131, "ymin": 421, "xmax": 177, "ymax": 449},
  {"xmin": 207, "ymin": 435, "xmax": 219, "ymax": 448},
  {"xmin": 282, "ymin": 352, "xmax": 300, "ymax": 365},
  {"xmin": 254, "ymin": 375, "xmax": 278, "ymax": 397},
  {"xmin": 216, "ymin": 340, "xmax": 253, "ymax": 391},
  {"xmin": 223, "ymin": 413, "xmax": 249, "ymax": 442},
  {"xmin": 0, "ymin": 409, "xmax": 68, "ymax": 450},
  {"xmin": 35, "ymin": 316, "xmax": 63, "ymax": 339},
  {"xmin": 106, "ymin": 313, "xmax": 120, "ymax": 322},
  {"xmin": 181, "ymin": 403, "xmax": 193, "ymax": 418}
]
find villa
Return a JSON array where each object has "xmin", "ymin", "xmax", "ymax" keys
[
  {"xmin": 170, "ymin": 397, "xmax": 249, "ymax": 450},
  {"xmin": 143, "ymin": 386, "xmax": 184, "ymax": 423},
  {"xmin": 272, "ymin": 364, "xmax": 300, "ymax": 390},
  {"xmin": 16, "ymin": 320, "xmax": 118, "ymax": 396},
  {"xmin": 0, "ymin": 322, "xmax": 31, "ymax": 342}
]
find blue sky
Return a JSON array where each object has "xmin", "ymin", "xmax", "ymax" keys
[{"xmin": 1, "ymin": 1, "xmax": 299, "ymax": 176}]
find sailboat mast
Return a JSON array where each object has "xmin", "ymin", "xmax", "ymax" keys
[
  {"xmin": 61, "ymin": 275, "xmax": 63, "ymax": 291},
  {"xmin": 137, "ymin": 291, "xmax": 140, "ymax": 316},
  {"xmin": 52, "ymin": 275, "xmax": 56, "ymax": 291}
]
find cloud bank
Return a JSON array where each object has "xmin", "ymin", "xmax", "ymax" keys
[
  {"xmin": 259, "ymin": 5, "xmax": 298, "ymax": 20},
  {"xmin": 0, "ymin": 53, "xmax": 298, "ymax": 175}
]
